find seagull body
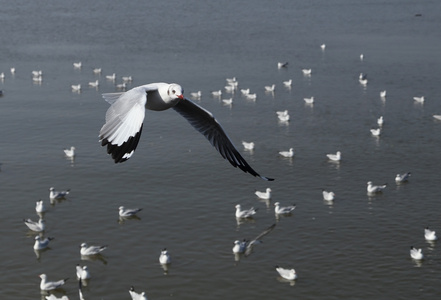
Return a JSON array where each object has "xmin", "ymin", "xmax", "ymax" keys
[
  {"xmin": 235, "ymin": 204, "xmax": 257, "ymax": 219},
  {"xmin": 304, "ymin": 97, "xmax": 314, "ymax": 104},
  {"xmin": 232, "ymin": 224, "xmax": 276, "ymax": 256},
  {"xmin": 93, "ymin": 68, "xmax": 102, "ymax": 74},
  {"xmin": 159, "ymin": 248, "xmax": 171, "ymax": 264},
  {"xmin": 32, "ymin": 70, "xmax": 43, "ymax": 77},
  {"xmin": 274, "ymin": 202, "xmax": 296, "ymax": 215},
  {"xmin": 49, "ymin": 187, "xmax": 70, "ymax": 200},
  {"xmin": 88, "ymin": 80, "xmax": 99, "ymax": 87},
  {"xmin": 246, "ymin": 93, "xmax": 257, "ymax": 100},
  {"xmin": 276, "ymin": 110, "xmax": 288, "ymax": 117},
  {"xmin": 33, "ymin": 76, "xmax": 43, "ymax": 83},
  {"xmin": 367, "ymin": 181, "xmax": 387, "ymax": 194},
  {"xmin": 36, "ymin": 200, "xmax": 46, "ymax": 213},
  {"xmin": 360, "ymin": 54, "xmax": 364, "ymax": 60},
  {"xmin": 279, "ymin": 148, "xmax": 294, "ymax": 158},
  {"xmin": 424, "ymin": 227, "xmax": 437, "ymax": 241},
  {"xmin": 98, "ymin": 82, "xmax": 273, "ymax": 181},
  {"xmin": 222, "ymin": 98, "xmax": 233, "ymax": 105},
  {"xmin": 275, "ymin": 266, "xmax": 297, "ymax": 280},
  {"xmin": 10, "ymin": 67, "xmax": 15, "ymax": 74},
  {"xmin": 224, "ymin": 85, "xmax": 235, "ymax": 93},
  {"xmin": 433, "ymin": 115, "xmax": 441, "ymax": 120},
  {"xmin": 119, "ymin": 206, "xmax": 142, "ymax": 217},
  {"xmin": 370, "ymin": 128, "xmax": 381, "ymax": 136},
  {"xmin": 410, "ymin": 246, "xmax": 423, "ymax": 260},
  {"xmin": 64, "ymin": 146, "xmax": 75, "ymax": 158},
  {"xmin": 322, "ymin": 190, "xmax": 335, "ymax": 201},
  {"xmin": 326, "ymin": 151, "xmax": 341, "ymax": 162},
  {"xmin": 380, "ymin": 90, "xmax": 387, "ymax": 98},
  {"xmin": 283, "ymin": 79, "xmax": 292, "ymax": 87},
  {"xmin": 395, "ymin": 172, "xmax": 411, "ymax": 183},
  {"xmin": 278, "ymin": 62, "xmax": 288, "ymax": 69},
  {"xmin": 277, "ymin": 114, "xmax": 290, "ymax": 122},
  {"xmin": 211, "ymin": 90, "xmax": 222, "ymax": 97},
  {"xmin": 320, "ymin": 44, "xmax": 326, "ymax": 50},
  {"xmin": 240, "ymin": 88, "xmax": 250, "ymax": 95},
  {"xmin": 242, "ymin": 141, "xmax": 255, "ymax": 150},
  {"xmin": 80, "ymin": 243, "xmax": 107, "ymax": 256},
  {"xmin": 71, "ymin": 84, "xmax": 81, "ymax": 91},
  {"xmin": 76, "ymin": 265, "xmax": 91, "ymax": 280},
  {"xmin": 265, "ymin": 84, "xmax": 275, "ymax": 92},
  {"xmin": 24, "ymin": 218, "xmax": 45, "ymax": 232},
  {"xmin": 413, "ymin": 96, "xmax": 424, "ymax": 103},
  {"xmin": 129, "ymin": 286, "xmax": 148, "ymax": 300},
  {"xmin": 302, "ymin": 69, "xmax": 312, "ymax": 75},
  {"xmin": 39, "ymin": 274, "xmax": 68, "ymax": 291},
  {"xmin": 190, "ymin": 91, "xmax": 202, "ymax": 98},
  {"xmin": 116, "ymin": 82, "xmax": 127, "ymax": 90},
  {"xmin": 34, "ymin": 236, "xmax": 54, "ymax": 250},
  {"xmin": 106, "ymin": 73, "xmax": 116, "ymax": 80},
  {"xmin": 226, "ymin": 77, "xmax": 236, "ymax": 83},
  {"xmin": 377, "ymin": 116, "xmax": 384, "ymax": 126},
  {"xmin": 122, "ymin": 76, "xmax": 133, "ymax": 82},
  {"xmin": 255, "ymin": 188, "xmax": 272, "ymax": 200},
  {"xmin": 73, "ymin": 62, "xmax": 82, "ymax": 69}
]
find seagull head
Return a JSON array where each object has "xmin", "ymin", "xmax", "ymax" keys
[{"xmin": 168, "ymin": 83, "xmax": 184, "ymax": 100}]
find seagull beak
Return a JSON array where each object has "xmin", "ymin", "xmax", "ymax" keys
[{"xmin": 177, "ymin": 94, "xmax": 184, "ymax": 100}]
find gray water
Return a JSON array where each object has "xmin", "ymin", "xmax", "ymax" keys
[{"xmin": 1, "ymin": 0, "xmax": 441, "ymax": 299}]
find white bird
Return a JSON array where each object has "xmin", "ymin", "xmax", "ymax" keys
[
  {"xmin": 64, "ymin": 146, "xmax": 75, "ymax": 158},
  {"xmin": 10, "ymin": 67, "xmax": 16, "ymax": 74},
  {"xmin": 159, "ymin": 248, "xmax": 171, "ymax": 264},
  {"xmin": 370, "ymin": 128, "xmax": 381, "ymax": 136},
  {"xmin": 211, "ymin": 90, "xmax": 222, "ymax": 97},
  {"xmin": 303, "ymin": 97, "xmax": 314, "ymax": 104},
  {"xmin": 73, "ymin": 62, "xmax": 82, "ymax": 69},
  {"xmin": 80, "ymin": 243, "xmax": 107, "ymax": 256},
  {"xmin": 359, "ymin": 78, "xmax": 368, "ymax": 85},
  {"xmin": 190, "ymin": 91, "xmax": 202, "ymax": 98},
  {"xmin": 242, "ymin": 141, "xmax": 255, "ymax": 150},
  {"xmin": 106, "ymin": 73, "xmax": 116, "ymax": 80},
  {"xmin": 240, "ymin": 88, "xmax": 250, "ymax": 95},
  {"xmin": 367, "ymin": 181, "xmax": 387, "ymax": 194},
  {"xmin": 274, "ymin": 202, "xmax": 296, "ymax": 215},
  {"xmin": 129, "ymin": 286, "xmax": 148, "ymax": 300},
  {"xmin": 377, "ymin": 116, "xmax": 384, "ymax": 126},
  {"xmin": 32, "ymin": 70, "xmax": 43, "ymax": 77},
  {"xmin": 122, "ymin": 76, "xmax": 133, "ymax": 82},
  {"xmin": 424, "ymin": 227, "xmax": 437, "ymax": 241},
  {"xmin": 119, "ymin": 206, "xmax": 142, "ymax": 217},
  {"xmin": 322, "ymin": 190, "xmax": 335, "ymax": 201},
  {"xmin": 277, "ymin": 113, "xmax": 290, "ymax": 122},
  {"xmin": 39, "ymin": 274, "xmax": 68, "ymax": 291},
  {"xmin": 98, "ymin": 83, "xmax": 273, "ymax": 181},
  {"xmin": 433, "ymin": 115, "xmax": 441, "ymax": 120},
  {"xmin": 93, "ymin": 68, "xmax": 102, "ymax": 74},
  {"xmin": 360, "ymin": 54, "xmax": 364, "ymax": 61},
  {"xmin": 24, "ymin": 218, "xmax": 45, "ymax": 232},
  {"xmin": 222, "ymin": 98, "xmax": 233, "ymax": 105},
  {"xmin": 224, "ymin": 85, "xmax": 236, "ymax": 93},
  {"xmin": 380, "ymin": 90, "xmax": 387, "ymax": 98},
  {"xmin": 34, "ymin": 236, "xmax": 54, "ymax": 250},
  {"xmin": 116, "ymin": 82, "xmax": 127, "ymax": 90},
  {"xmin": 410, "ymin": 246, "xmax": 423, "ymax": 260},
  {"xmin": 235, "ymin": 204, "xmax": 257, "ymax": 219},
  {"xmin": 45, "ymin": 295, "xmax": 69, "ymax": 300},
  {"xmin": 283, "ymin": 79, "xmax": 292, "ymax": 87},
  {"xmin": 320, "ymin": 43, "xmax": 326, "ymax": 50},
  {"xmin": 245, "ymin": 93, "xmax": 257, "ymax": 100},
  {"xmin": 276, "ymin": 110, "xmax": 288, "ymax": 116},
  {"xmin": 71, "ymin": 84, "xmax": 81, "ymax": 91},
  {"xmin": 275, "ymin": 266, "xmax": 297, "ymax": 280},
  {"xmin": 255, "ymin": 188, "xmax": 272, "ymax": 200},
  {"xmin": 35, "ymin": 200, "xmax": 47, "ymax": 213},
  {"xmin": 302, "ymin": 69, "xmax": 312, "ymax": 75},
  {"xmin": 395, "ymin": 172, "xmax": 411, "ymax": 183},
  {"xmin": 232, "ymin": 224, "xmax": 276, "ymax": 255},
  {"xmin": 278, "ymin": 62, "xmax": 288, "ymax": 69},
  {"xmin": 413, "ymin": 96, "xmax": 424, "ymax": 103},
  {"xmin": 226, "ymin": 77, "xmax": 237, "ymax": 83},
  {"xmin": 279, "ymin": 148, "xmax": 294, "ymax": 158},
  {"xmin": 76, "ymin": 265, "xmax": 91, "ymax": 280},
  {"xmin": 0, "ymin": 72, "xmax": 4, "ymax": 80},
  {"xmin": 326, "ymin": 151, "xmax": 341, "ymax": 162},
  {"xmin": 265, "ymin": 84, "xmax": 275, "ymax": 92},
  {"xmin": 88, "ymin": 80, "xmax": 99, "ymax": 87},
  {"xmin": 49, "ymin": 187, "xmax": 70, "ymax": 200}
]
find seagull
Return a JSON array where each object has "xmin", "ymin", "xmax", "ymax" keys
[
  {"xmin": 122, "ymin": 76, "xmax": 133, "ymax": 82},
  {"xmin": 119, "ymin": 206, "xmax": 142, "ymax": 217},
  {"xmin": 221, "ymin": 98, "xmax": 233, "ymax": 105},
  {"xmin": 49, "ymin": 187, "xmax": 70, "ymax": 200},
  {"xmin": 211, "ymin": 90, "xmax": 222, "ymax": 97},
  {"xmin": 278, "ymin": 62, "xmax": 288, "ymax": 69},
  {"xmin": 159, "ymin": 248, "xmax": 171, "ymax": 264},
  {"xmin": 413, "ymin": 96, "xmax": 424, "ymax": 103},
  {"xmin": 106, "ymin": 73, "xmax": 116, "ymax": 80},
  {"xmin": 433, "ymin": 115, "xmax": 441, "ymax": 120},
  {"xmin": 242, "ymin": 141, "xmax": 255, "ymax": 150},
  {"xmin": 129, "ymin": 286, "xmax": 148, "ymax": 300},
  {"xmin": 283, "ymin": 79, "xmax": 292, "ymax": 87},
  {"xmin": 73, "ymin": 62, "xmax": 82, "ymax": 69},
  {"xmin": 235, "ymin": 204, "xmax": 257, "ymax": 219},
  {"xmin": 36, "ymin": 200, "xmax": 47, "ymax": 213},
  {"xmin": 265, "ymin": 84, "xmax": 275, "ymax": 92},
  {"xmin": 32, "ymin": 70, "xmax": 43, "ymax": 77},
  {"xmin": 240, "ymin": 88, "xmax": 250, "ymax": 95},
  {"xmin": 116, "ymin": 82, "xmax": 127, "ymax": 90},
  {"xmin": 410, "ymin": 246, "xmax": 423, "ymax": 260},
  {"xmin": 367, "ymin": 181, "xmax": 387, "ymax": 194},
  {"xmin": 370, "ymin": 128, "xmax": 381, "ymax": 136},
  {"xmin": 326, "ymin": 151, "xmax": 341, "ymax": 162},
  {"xmin": 32, "ymin": 76, "xmax": 43, "ymax": 83},
  {"xmin": 226, "ymin": 77, "xmax": 237, "ymax": 83},
  {"xmin": 395, "ymin": 172, "xmax": 411, "ymax": 183},
  {"xmin": 45, "ymin": 295, "xmax": 69, "ymax": 300},
  {"xmin": 255, "ymin": 188, "xmax": 271, "ymax": 200},
  {"xmin": 303, "ymin": 97, "xmax": 314, "ymax": 104},
  {"xmin": 277, "ymin": 114, "xmax": 290, "ymax": 122},
  {"xmin": 24, "ymin": 218, "xmax": 45, "ymax": 232},
  {"xmin": 0, "ymin": 72, "xmax": 4, "ymax": 80},
  {"xmin": 276, "ymin": 110, "xmax": 288, "ymax": 117},
  {"xmin": 302, "ymin": 69, "xmax": 312, "ymax": 76},
  {"xmin": 64, "ymin": 146, "xmax": 75, "ymax": 158},
  {"xmin": 190, "ymin": 91, "xmax": 202, "ymax": 98},
  {"xmin": 360, "ymin": 54, "xmax": 364, "ymax": 61},
  {"xmin": 88, "ymin": 80, "xmax": 99, "ymax": 87},
  {"xmin": 279, "ymin": 148, "xmax": 294, "ymax": 158},
  {"xmin": 71, "ymin": 84, "xmax": 81, "ymax": 92},
  {"xmin": 224, "ymin": 85, "xmax": 236, "ymax": 93},
  {"xmin": 377, "ymin": 116, "xmax": 384, "ymax": 126},
  {"xmin": 232, "ymin": 223, "xmax": 276, "ymax": 256},
  {"xmin": 80, "ymin": 243, "xmax": 107, "ymax": 256},
  {"xmin": 424, "ymin": 227, "xmax": 437, "ymax": 241},
  {"xmin": 34, "ymin": 236, "xmax": 54, "ymax": 250},
  {"xmin": 98, "ymin": 83, "xmax": 273, "ymax": 181},
  {"xmin": 320, "ymin": 43, "xmax": 326, "ymax": 50},
  {"xmin": 93, "ymin": 68, "xmax": 102, "ymax": 74},
  {"xmin": 274, "ymin": 202, "xmax": 296, "ymax": 215},
  {"xmin": 10, "ymin": 67, "xmax": 15, "ymax": 74},
  {"xmin": 76, "ymin": 265, "xmax": 91, "ymax": 280},
  {"xmin": 322, "ymin": 190, "xmax": 335, "ymax": 201},
  {"xmin": 380, "ymin": 90, "xmax": 387, "ymax": 98},
  {"xmin": 39, "ymin": 274, "xmax": 68, "ymax": 291},
  {"xmin": 275, "ymin": 266, "xmax": 297, "ymax": 280},
  {"xmin": 245, "ymin": 93, "xmax": 257, "ymax": 100}
]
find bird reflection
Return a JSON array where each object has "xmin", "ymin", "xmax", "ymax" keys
[
  {"xmin": 81, "ymin": 254, "xmax": 107, "ymax": 265},
  {"xmin": 118, "ymin": 215, "xmax": 141, "ymax": 224},
  {"xmin": 276, "ymin": 276, "xmax": 296, "ymax": 286}
]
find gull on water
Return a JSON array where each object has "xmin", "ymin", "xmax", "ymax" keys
[
  {"xmin": 88, "ymin": 80, "xmax": 99, "ymax": 87},
  {"xmin": 73, "ymin": 62, "xmax": 82, "ymax": 69},
  {"xmin": 211, "ymin": 90, "xmax": 222, "ymax": 97},
  {"xmin": 302, "ymin": 69, "xmax": 312, "ymax": 76},
  {"xmin": 265, "ymin": 84, "xmax": 275, "ymax": 92},
  {"xmin": 122, "ymin": 76, "xmax": 133, "ymax": 82},
  {"xmin": 224, "ymin": 85, "xmax": 235, "ymax": 93},
  {"xmin": 424, "ymin": 227, "xmax": 437, "ymax": 241},
  {"xmin": 279, "ymin": 148, "xmax": 294, "ymax": 158},
  {"xmin": 64, "ymin": 146, "xmax": 75, "ymax": 158},
  {"xmin": 377, "ymin": 116, "xmax": 384, "ymax": 126},
  {"xmin": 129, "ymin": 286, "xmax": 148, "ymax": 300},
  {"xmin": 119, "ymin": 206, "xmax": 142, "ymax": 218},
  {"xmin": 39, "ymin": 274, "xmax": 68, "ymax": 291},
  {"xmin": 255, "ymin": 188, "xmax": 272, "ymax": 200},
  {"xmin": 71, "ymin": 84, "xmax": 81, "ymax": 92},
  {"xmin": 242, "ymin": 141, "xmax": 255, "ymax": 150},
  {"xmin": 380, "ymin": 90, "xmax": 387, "ymax": 98},
  {"xmin": 322, "ymin": 190, "xmax": 335, "ymax": 201},
  {"xmin": 283, "ymin": 79, "xmax": 292, "ymax": 87},
  {"xmin": 32, "ymin": 70, "xmax": 43, "ymax": 77},
  {"xmin": 326, "ymin": 151, "xmax": 341, "ymax": 162},
  {"xmin": 76, "ymin": 264, "xmax": 91, "ymax": 280},
  {"xmin": 10, "ymin": 67, "xmax": 16, "ymax": 74},
  {"xmin": 116, "ymin": 82, "xmax": 127, "ymax": 90},
  {"xmin": 395, "ymin": 172, "xmax": 411, "ymax": 183},
  {"xmin": 275, "ymin": 266, "xmax": 297, "ymax": 280},
  {"xmin": 235, "ymin": 204, "xmax": 257, "ymax": 219},
  {"xmin": 226, "ymin": 77, "xmax": 237, "ymax": 83},
  {"xmin": 222, "ymin": 98, "xmax": 233, "ymax": 105},
  {"xmin": 303, "ymin": 97, "xmax": 314, "ymax": 104},
  {"xmin": 0, "ymin": 72, "xmax": 4, "ymax": 80},
  {"xmin": 433, "ymin": 115, "xmax": 441, "ymax": 120},
  {"xmin": 159, "ymin": 248, "xmax": 171, "ymax": 264},
  {"xmin": 278, "ymin": 62, "xmax": 288, "ymax": 69},
  {"xmin": 190, "ymin": 91, "xmax": 202, "ymax": 98},
  {"xmin": 277, "ymin": 113, "xmax": 290, "ymax": 122},
  {"xmin": 49, "ymin": 187, "xmax": 70, "ymax": 200},
  {"xmin": 276, "ymin": 110, "xmax": 288, "ymax": 117},
  {"xmin": 24, "ymin": 218, "xmax": 45, "ymax": 232},
  {"xmin": 367, "ymin": 181, "xmax": 387, "ymax": 194},
  {"xmin": 93, "ymin": 68, "xmax": 102, "ymax": 74},
  {"xmin": 370, "ymin": 128, "xmax": 381, "ymax": 136},
  {"xmin": 80, "ymin": 243, "xmax": 107, "ymax": 256},
  {"xmin": 246, "ymin": 93, "xmax": 257, "ymax": 100},
  {"xmin": 320, "ymin": 43, "xmax": 326, "ymax": 50},
  {"xmin": 36, "ymin": 200, "xmax": 47, "ymax": 213},
  {"xmin": 98, "ymin": 82, "xmax": 273, "ymax": 180},
  {"xmin": 240, "ymin": 88, "xmax": 250, "ymax": 95},
  {"xmin": 410, "ymin": 246, "xmax": 423, "ymax": 260},
  {"xmin": 106, "ymin": 73, "xmax": 116, "ymax": 80},
  {"xmin": 413, "ymin": 96, "xmax": 424, "ymax": 103},
  {"xmin": 360, "ymin": 54, "xmax": 364, "ymax": 61},
  {"xmin": 232, "ymin": 223, "xmax": 276, "ymax": 256},
  {"xmin": 34, "ymin": 236, "xmax": 54, "ymax": 250},
  {"xmin": 274, "ymin": 202, "xmax": 296, "ymax": 215}
]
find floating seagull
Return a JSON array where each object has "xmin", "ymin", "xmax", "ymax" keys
[
  {"xmin": 275, "ymin": 266, "xmax": 297, "ymax": 280},
  {"xmin": 302, "ymin": 69, "xmax": 312, "ymax": 76},
  {"xmin": 32, "ymin": 70, "xmax": 43, "ymax": 77},
  {"xmin": 221, "ymin": 98, "xmax": 233, "ymax": 105},
  {"xmin": 380, "ymin": 90, "xmax": 387, "ymax": 98},
  {"xmin": 377, "ymin": 116, "xmax": 384, "ymax": 126},
  {"xmin": 224, "ymin": 85, "xmax": 236, "ymax": 93},
  {"xmin": 320, "ymin": 44, "xmax": 326, "ymax": 50},
  {"xmin": 322, "ymin": 190, "xmax": 335, "ymax": 201},
  {"xmin": 276, "ymin": 110, "xmax": 288, "ymax": 117},
  {"xmin": 0, "ymin": 72, "xmax": 4, "ymax": 80},
  {"xmin": 10, "ymin": 67, "xmax": 15, "ymax": 74},
  {"xmin": 39, "ymin": 274, "xmax": 68, "ymax": 291},
  {"xmin": 119, "ymin": 206, "xmax": 142, "ymax": 217},
  {"xmin": 24, "ymin": 218, "xmax": 45, "ymax": 232},
  {"xmin": 49, "ymin": 187, "xmax": 70, "ymax": 200},
  {"xmin": 98, "ymin": 83, "xmax": 273, "ymax": 181},
  {"xmin": 80, "ymin": 243, "xmax": 107, "ymax": 256},
  {"xmin": 73, "ymin": 62, "xmax": 82, "ymax": 69},
  {"xmin": 76, "ymin": 264, "xmax": 91, "ymax": 280},
  {"xmin": 367, "ymin": 181, "xmax": 387, "ymax": 194},
  {"xmin": 245, "ymin": 93, "xmax": 257, "ymax": 100},
  {"xmin": 326, "ymin": 151, "xmax": 341, "ymax": 162},
  {"xmin": 93, "ymin": 68, "xmax": 102, "ymax": 74},
  {"xmin": 283, "ymin": 79, "xmax": 292, "ymax": 87},
  {"xmin": 232, "ymin": 223, "xmax": 276, "ymax": 256},
  {"xmin": 226, "ymin": 77, "xmax": 237, "ymax": 83},
  {"xmin": 159, "ymin": 248, "xmax": 171, "ymax": 264},
  {"xmin": 64, "ymin": 146, "xmax": 75, "ymax": 158},
  {"xmin": 395, "ymin": 172, "xmax": 411, "ymax": 183},
  {"xmin": 370, "ymin": 128, "xmax": 381, "ymax": 136},
  {"xmin": 36, "ymin": 200, "xmax": 47, "ymax": 213},
  {"xmin": 116, "ymin": 82, "xmax": 127, "ymax": 90},
  {"xmin": 278, "ymin": 62, "xmax": 288, "ymax": 69},
  {"xmin": 424, "ymin": 227, "xmax": 437, "ymax": 241},
  {"xmin": 190, "ymin": 91, "xmax": 202, "ymax": 98},
  {"xmin": 32, "ymin": 76, "xmax": 43, "ymax": 83},
  {"xmin": 255, "ymin": 188, "xmax": 272, "ymax": 200},
  {"xmin": 71, "ymin": 84, "xmax": 81, "ymax": 92},
  {"xmin": 211, "ymin": 90, "xmax": 222, "ymax": 97},
  {"xmin": 410, "ymin": 246, "xmax": 423, "ymax": 260},
  {"xmin": 34, "ymin": 236, "xmax": 54, "ymax": 250},
  {"xmin": 122, "ymin": 76, "xmax": 133, "ymax": 82},
  {"xmin": 277, "ymin": 114, "xmax": 290, "ymax": 122},
  {"xmin": 129, "ymin": 286, "xmax": 148, "ymax": 300},
  {"xmin": 274, "ymin": 202, "xmax": 296, "ymax": 215},
  {"xmin": 279, "ymin": 148, "xmax": 294, "ymax": 158},
  {"xmin": 433, "ymin": 115, "xmax": 441, "ymax": 120},
  {"xmin": 360, "ymin": 54, "xmax": 364, "ymax": 61},
  {"xmin": 235, "ymin": 204, "xmax": 257, "ymax": 219},
  {"xmin": 303, "ymin": 97, "xmax": 314, "ymax": 104},
  {"xmin": 88, "ymin": 80, "xmax": 99, "ymax": 87},
  {"xmin": 265, "ymin": 84, "xmax": 275, "ymax": 92},
  {"xmin": 106, "ymin": 73, "xmax": 116, "ymax": 80},
  {"xmin": 240, "ymin": 88, "xmax": 250, "ymax": 95},
  {"xmin": 242, "ymin": 141, "xmax": 255, "ymax": 151},
  {"xmin": 413, "ymin": 96, "xmax": 424, "ymax": 103}
]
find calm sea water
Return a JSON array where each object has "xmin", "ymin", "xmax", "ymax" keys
[{"xmin": 1, "ymin": 0, "xmax": 441, "ymax": 299}]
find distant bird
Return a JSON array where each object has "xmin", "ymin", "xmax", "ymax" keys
[
  {"xmin": 10, "ymin": 67, "xmax": 15, "ymax": 74},
  {"xmin": 413, "ymin": 96, "xmax": 424, "ymax": 103},
  {"xmin": 265, "ymin": 84, "xmax": 275, "ymax": 92},
  {"xmin": 370, "ymin": 128, "xmax": 381, "ymax": 136},
  {"xmin": 377, "ymin": 116, "xmax": 384, "ymax": 126},
  {"xmin": 80, "ymin": 243, "xmax": 107, "ymax": 256},
  {"xmin": 64, "ymin": 146, "xmax": 75, "ymax": 158},
  {"xmin": 190, "ymin": 91, "xmax": 202, "ymax": 98},
  {"xmin": 360, "ymin": 54, "xmax": 364, "ymax": 61},
  {"xmin": 35, "ymin": 200, "xmax": 47, "ymax": 213},
  {"xmin": 395, "ymin": 172, "xmax": 411, "ymax": 183},
  {"xmin": 303, "ymin": 97, "xmax": 314, "ymax": 104},
  {"xmin": 240, "ymin": 88, "xmax": 250, "ymax": 95},
  {"xmin": 211, "ymin": 90, "xmax": 222, "ymax": 97},
  {"xmin": 116, "ymin": 82, "xmax": 127, "ymax": 90},
  {"xmin": 34, "ymin": 236, "xmax": 54, "ymax": 250},
  {"xmin": 73, "ymin": 62, "xmax": 82, "ymax": 69},
  {"xmin": 24, "ymin": 218, "xmax": 45, "ymax": 232},
  {"xmin": 302, "ymin": 69, "xmax": 312, "ymax": 76},
  {"xmin": 32, "ymin": 76, "xmax": 43, "ymax": 83},
  {"xmin": 276, "ymin": 110, "xmax": 288, "ymax": 117},
  {"xmin": 122, "ymin": 76, "xmax": 133, "ymax": 82},
  {"xmin": 105, "ymin": 73, "xmax": 116, "ymax": 80},
  {"xmin": 224, "ymin": 85, "xmax": 235, "ymax": 93},
  {"xmin": 221, "ymin": 98, "xmax": 233, "ymax": 105},
  {"xmin": 242, "ymin": 141, "xmax": 255, "ymax": 151},
  {"xmin": 32, "ymin": 70, "xmax": 43, "ymax": 77},
  {"xmin": 245, "ymin": 93, "xmax": 257, "ymax": 100},
  {"xmin": 71, "ymin": 84, "xmax": 81, "ymax": 92},
  {"xmin": 159, "ymin": 248, "xmax": 171, "ymax": 264},
  {"xmin": 39, "ymin": 274, "xmax": 68, "ymax": 291},
  {"xmin": 322, "ymin": 190, "xmax": 335, "ymax": 201},
  {"xmin": 76, "ymin": 264, "xmax": 91, "ymax": 280},
  {"xmin": 93, "ymin": 68, "xmax": 102, "ymax": 74},
  {"xmin": 274, "ymin": 202, "xmax": 296, "ymax": 215},
  {"xmin": 278, "ymin": 62, "xmax": 288, "ymax": 69},
  {"xmin": 49, "ymin": 187, "xmax": 70, "ymax": 200},
  {"xmin": 255, "ymin": 188, "xmax": 272, "ymax": 200},
  {"xmin": 235, "ymin": 204, "xmax": 257, "ymax": 219},
  {"xmin": 88, "ymin": 80, "xmax": 99, "ymax": 87},
  {"xmin": 424, "ymin": 227, "xmax": 437, "ymax": 241},
  {"xmin": 275, "ymin": 266, "xmax": 297, "ymax": 280},
  {"xmin": 326, "ymin": 151, "xmax": 341, "ymax": 162},
  {"xmin": 0, "ymin": 72, "xmax": 4, "ymax": 80},
  {"xmin": 129, "ymin": 286, "xmax": 148, "ymax": 300},
  {"xmin": 433, "ymin": 115, "xmax": 441, "ymax": 120},
  {"xmin": 279, "ymin": 148, "xmax": 294, "ymax": 158},
  {"xmin": 410, "ymin": 246, "xmax": 423, "ymax": 260},
  {"xmin": 119, "ymin": 206, "xmax": 142, "ymax": 218},
  {"xmin": 380, "ymin": 90, "xmax": 387, "ymax": 98},
  {"xmin": 226, "ymin": 77, "xmax": 237, "ymax": 83},
  {"xmin": 320, "ymin": 44, "xmax": 326, "ymax": 50},
  {"xmin": 367, "ymin": 181, "xmax": 387, "ymax": 194},
  {"xmin": 283, "ymin": 79, "xmax": 292, "ymax": 87},
  {"xmin": 232, "ymin": 223, "xmax": 276, "ymax": 256},
  {"xmin": 277, "ymin": 113, "xmax": 290, "ymax": 122}
]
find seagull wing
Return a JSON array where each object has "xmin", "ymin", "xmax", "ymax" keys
[
  {"xmin": 245, "ymin": 223, "xmax": 276, "ymax": 256},
  {"xmin": 173, "ymin": 98, "xmax": 273, "ymax": 181}
]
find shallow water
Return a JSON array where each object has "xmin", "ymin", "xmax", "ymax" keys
[{"xmin": 1, "ymin": 0, "xmax": 441, "ymax": 299}]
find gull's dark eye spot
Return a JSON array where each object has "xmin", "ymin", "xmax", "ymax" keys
[{"xmin": 172, "ymin": 90, "xmax": 176, "ymax": 94}]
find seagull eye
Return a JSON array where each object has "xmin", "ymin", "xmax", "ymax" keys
[{"xmin": 172, "ymin": 90, "xmax": 176, "ymax": 94}]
